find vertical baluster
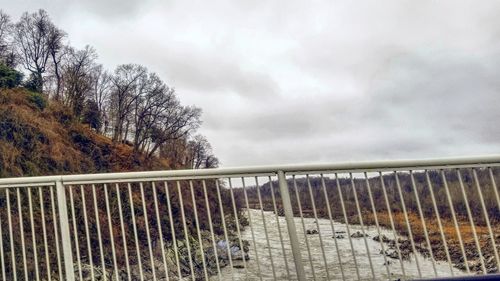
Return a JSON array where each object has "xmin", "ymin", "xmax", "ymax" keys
[
  {"xmin": 306, "ymin": 175, "xmax": 331, "ymax": 279},
  {"xmin": 394, "ymin": 172, "xmax": 421, "ymax": 277},
  {"xmin": 6, "ymin": 189, "xmax": 16, "ymax": 281},
  {"xmin": 189, "ymin": 180, "xmax": 209, "ymax": 280},
  {"xmin": 152, "ymin": 182, "xmax": 169, "ymax": 281},
  {"xmin": 335, "ymin": 173, "xmax": 361, "ymax": 280},
  {"xmin": 0, "ymin": 205, "xmax": 5, "ymax": 281},
  {"xmin": 349, "ymin": 173, "xmax": 375, "ymax": 280},
  {"xmin": 255, "ymin": 177, "xmax": 279, "ymax": 279},
  {"xmin": 457, "ymin": 170, "xmax": 486, "ymax": 274},
  {"xmin": 68, "ymin": 186, "xmax": 83, "ymax": 281},
  {"xmin": 215, "ymin": 180, "xmax": 235, "ymax": 280},
  {"xmin": 39, "ymin": 188, "xmax": 51, "ymax": 281},
  {"xmin": 16, "ymin": 188, "xmax": 28, "ymax": 280},
  {"xmin": 127, "ymin": 183, "xmax": 144, "ymax": 281},
  {"xmin": 227, "ymin": 178, "xmax": 248, "ymax": 278},
  {"xmin": 103, "ymin": 184, "xmax": 119, "ymax": 281},
  {"xmin": 441, "ymin": 170, "xmax": 469, "ymax": 274},
  {"xmin": 409, "ymin": 171, "xmax": 438, "ymax": 277},
  {"xmin": 115, "ymin": 184, "xmax": 131, "ymax": 281},
  {"xmin": 240, "ymin": 177, "xmax": 263, "ymax": 281},
  {"xmin": 91, "ymin": 184, "xmax": 106, "ymax": 279},
  {"xmin": 425, "ymin": 171, "xmax": 454, "ymax": 276},
  {"xmin": 363, "ymin": 173, "xmax": 390, "ymax": 279},
  {"xmin": 80, "ymin": 185, "xmax": 94, "ymax": 281},
  {"xmin": 320, "ymin": 174, "xmax": 346, "ymax": 281},
  {"xmin": 379, "ymin": 172, "xmax": 406, "ymax": 279},
  {"xmin": 27, "ymin": 188, "xmax": 40, "ymax": 281},
  {"xmin": 202, "ymin": 180, "xmax": 222, "ymax": 280},
  {"xmin": 164, "ymin": 181, "xmax": 182, "ymax": 280},
  {"xmin": 177, "ymin": 181, "xmax": 195, "ymax": 281},
  {"xmin": 139, "ymin": 182, "xmax": 157, "ymax": 280}
]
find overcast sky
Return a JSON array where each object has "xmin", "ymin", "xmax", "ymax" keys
[{"xmin": 2, "ymin": 1, "xmax": 500, "ymax": 167}]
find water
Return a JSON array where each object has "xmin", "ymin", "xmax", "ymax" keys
[{"xmin": 215, "ymin": 209, "xmax": 466, "ymax": 280}]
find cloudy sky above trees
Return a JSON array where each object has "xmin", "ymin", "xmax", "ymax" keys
[{"xmin": 3, "ymin": 0, "xmax": 500, "ymax": 166}]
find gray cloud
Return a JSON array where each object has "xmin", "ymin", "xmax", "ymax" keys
[
  {"xmin": 2, "ymin": 0, "xmax": 500, "ymax": 167},
  {"xmin": 0, "ymin": 0, "xmax": 151, "ymax": 20},
  {"xmin": 156, "ymin": 51, "xmax": 280, "ymax": 100},
  {"xmin": 73, "ymin": 0, "xmax": 152, "ymax": 19}
]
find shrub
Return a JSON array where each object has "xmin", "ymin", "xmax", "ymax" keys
[
  {"xmin": 48, "ymin": 103, "xmax": 75, "ymax": 124},
  {"xmin": 82, "ymin": 100, "xmax": 102, "ymax": 131},
  {"xmin": 28, "ymin": 91, "xmax": 47, "ymax": 110},
  {"xmin": 23, "ymin": 73, "xmax": 43, "ymax": 93},
  {"xmin": 0, "ymin": 64, "xmax": 23, "ymax": 89}
]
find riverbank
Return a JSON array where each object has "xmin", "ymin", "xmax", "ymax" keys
[
  {"xmin": 274, "ymin": 206, "xmax": 500, "ymax": 274},
  {"xmin": 348, "ymin": 211, "xmax": 499, "ymax": 273},
  {"xmin": 72, "ymin": 232, "xmax": 250, "ymax": 280}
]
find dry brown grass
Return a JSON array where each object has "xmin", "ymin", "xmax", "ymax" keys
[
  {"xmin": 367, "ymin": 211, "xmax": 492, "ymax": 244},
  {"xmin": 0, "ymin": 88, "xmax": 173, "ymax": 177}
]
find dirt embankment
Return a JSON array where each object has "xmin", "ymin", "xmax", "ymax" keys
[{"xmin": 0, "ymin": 88, "xmax": 171, "ymax": 177}]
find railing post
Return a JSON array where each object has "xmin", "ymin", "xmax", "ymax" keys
[
  {"xmin": 55, "ymin": 179, "xmax": 75, "ymax": 281},
  {"xmin": 277, "ymin": 170, "xmax": 306, "ymax": 281}
]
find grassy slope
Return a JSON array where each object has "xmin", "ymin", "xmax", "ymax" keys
[{"xmin": 0, "ymin": 88, "xmax": 170, "ymax": 177}]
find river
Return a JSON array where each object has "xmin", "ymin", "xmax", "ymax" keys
[{"xmin": 214, "ymin": 209, "xmax": 466, "ymax": 280}]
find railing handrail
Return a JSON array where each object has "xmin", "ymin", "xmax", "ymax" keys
[
  {"xmin": 0, "ymin": 154, "xmax": 498, "ymax": 280},
  {"xmin": 1, "ymin": 154, "xmax": 500, "ymax": 186}
]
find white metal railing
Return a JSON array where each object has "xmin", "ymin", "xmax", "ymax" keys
[{"xmin": 0, "ymin": 155, "xmax": 498, "ymax": 280}]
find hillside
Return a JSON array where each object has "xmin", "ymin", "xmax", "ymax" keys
[
  {"xmin": 0, "ymin": 87, "xmax": 245, "ymax": 280},
  {"xmin": 0, "ymin": 88, "xmax": 171, "ymax": 177}
]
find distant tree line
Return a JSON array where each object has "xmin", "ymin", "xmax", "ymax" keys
[
  {"xmin": 242, "ymin": 168, "xmax": 500, "ymax": 225},
  {"xmin": 0, "ymin": 9, "xmax": 218, "ymax": 168}
]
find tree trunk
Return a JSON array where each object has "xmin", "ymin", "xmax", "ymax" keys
[{"xmin": 51, "ymin": 52, "xmax": 61, "ymax": 101}]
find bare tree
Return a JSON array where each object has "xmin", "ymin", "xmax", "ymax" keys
[
  {"xmin": 187, "ymin": 134, "xmax": 210, "ymax": 168},
  {"xmin": 146, "ymin": 104, "xmax": 201, "ymax": 159},
  {"xmin": 187, "ymin": 135, "xmax": 219, "ymax": 169},
  {"xmin": 47, "ymin": 25, "xmax": 66, "ymax": 100},
  {"xmin": 204, "ymin": 154, "xmax": 220, "ymax": 168},
  {"xmin": 111, "ymin": 68, "xmax": 188, "ymax": 153},
  {"xmin": 90, "ymin": 65, "xmax": 112, "ymax": 134},
  {"xmin": 132, "ymin": 72, "xmax": 176, "ymax": 153},
  {"xmin": 110, "ymin": 64, "xmax": 148, "ymax": 143},
  {"xmin": 159, "ymin": 138, "xmax": 188, "ymax": 165},
  {"xmin": 0, "ymin": 10, "xmax": 13, "ymax": 66},
  {"xmin": 0, "ymin": 11, "xmax": 9, "ymax": 47},
  {"xmin": 14, "ymin": 10, "xmax": 55, "ymax": 93},
  {"xmin": 62, "ymin": 45, "xmax": 97, "ymax": 115}
]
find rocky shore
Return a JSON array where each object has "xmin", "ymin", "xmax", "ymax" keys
[
  {"xmin": 371, "ymin": 234, "xmax": 499, "ymax": 274},
  {"xmin": 74, "ymin": 233, "xmax": 250, "ymax": 281}
]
